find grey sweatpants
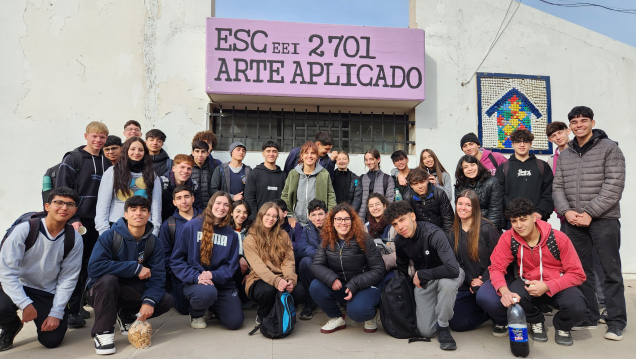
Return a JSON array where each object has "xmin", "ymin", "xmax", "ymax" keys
[{"xmin": 414, "ymin": 268, "xmax": 464, "ymax": 337}]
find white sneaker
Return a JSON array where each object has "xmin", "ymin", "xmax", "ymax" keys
[
  {"xmin": 94, "ymin": 331, "xmax": 116, "ymax": 355},
  {"xmin": 321, "ymin": 316, "xmax": 346, "ymax": 334},
  {"xmin": 190, "ymin": 316, "xmax": 207, "ymax": 329},
  {"xmin": 364, "ymin": 316, "xmax": 378, "ymax": 333}
]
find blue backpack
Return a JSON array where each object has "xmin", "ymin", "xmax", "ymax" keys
[{"xmin": 249, "ymin": 291, "xmax": 297, "ymax": 339}]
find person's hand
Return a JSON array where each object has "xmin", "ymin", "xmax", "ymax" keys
[
  {"xmin": 533, "ymin": 212, "xmax": 543, "ymax": 221},
  {"xmin": 332, "ymin": 279, "xmax": 342, "ymax": 290},
  {"xmin": 277, "ymin": 279, "xmax": 288, "ymax": 292},
  {"xmin": 200, "ymin": 271, "xmax": 213, "ymax": 280},
  {"xmin": 286, "ymin": 280, "xmax": 294, "ymax": 293},
  {"xmin": 241, "ymin": 275, "xmax": 247, "ymax": 285},
  {"xmin": 428, "ymin": 175, "xmax": 437, "ymax": 186},
  {"xmin": 576, "ymin": 212, "xmax": 592, "ymax": 227},
  {"xmin": 525, "ymin": 280, "xmax": 549, "ymax": 297},
  {"xmin": 470, "ymin": 276, "xmax": 483, "ymax": 293},
  {"xmin": 138, "ymin": 267, "xmax": 151, "ymax": 280},
  {"xmin": 564, "ymin": 211, "xmax": 579, "ymax": 226},
  {"xmin": 138, "ymin": 304, "xmax": 154, "ymax": 321},
  {"xmin": 71, "ymin": 221, "xmax": 83, "ymax": 231},
  {"xmin": 397, "ymin": 173, "xmax": 408, "ymax": 187},
  {"xmin": 233, "ymin": 192, "xmax": 244, "ymax": 201},
  {"xmin": 239, "ymin": 257, "xmax": 249, "ymax": 275},
  {"xmin": 21, "ymin": 304, "xmax": 37, "ymax": 323},
  {"xmin": 413, "ymin": 272, "xmax": 422, "ymax": 288},
  {"xmin": 330, "ymin": 151, "xmax": 339, "ymax": 161},
  {"xmin": 344, "ymin": 288, "xmax": 353, "ymax": 300},
  {"xmin": 198, "ymin": 275, "xmax": 213, "ymax": 285},
  {"xmin": 499, "ymin": 287, "xmax": 521, "ymax": 308},
  {"xmin": 288, "ymin": 217, "xmax": 297, "ymax": 228},
  {"xmin": 41, "ymin": 316, "xmax": 60, "ymax": 332}
]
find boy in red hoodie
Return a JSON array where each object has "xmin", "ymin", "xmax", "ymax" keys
[{"xmin": 475, "ymin": 198, "xmax": 588, "ymax": 347}]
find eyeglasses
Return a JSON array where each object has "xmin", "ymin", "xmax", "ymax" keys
[
  {"xmin": 334, "ymin": 217, "xmax": 352, "ymax": 224},
  {"xmin": 124, "ymin": 127, "xmax": 141, "ymax": 133},
  {"xmin": 51, "ymin": 200, "xmax": 77, "ymax": 209},
  {"xmin": 264, "ymin": 214, "xmax": 279, "ymax": 220},
  {"xmin": 368, "ymin": 202, "xmax": 383, "ymax": 209}
]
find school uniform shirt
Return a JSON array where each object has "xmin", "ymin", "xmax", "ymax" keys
[{"xmin": 170, "ymin": 217, "xmax": 239, "ymax": 289}]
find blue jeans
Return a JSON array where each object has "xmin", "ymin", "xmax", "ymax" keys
[
  {"xmin": 182, "ymin": 284, "xmax": 244, "ymax": 330},
  {"xmin": 449, "ymin": 290, "xmax": 490, "ymax": 332}
]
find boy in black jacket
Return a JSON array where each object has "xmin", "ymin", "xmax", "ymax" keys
[
  {"xmin": 403, "ymin": 168, "xmax": 454, "ymax": 233},
  {"xmin": 244, "ymin": 141, "xmax": 287, "ymax": 220},
  {"xmin": 385, "ymin": 201, "xmax": 462, "ymax": 351},
  {"xmin": 495, "ymin": 129, "xmax": 553, "ymax": 230}
]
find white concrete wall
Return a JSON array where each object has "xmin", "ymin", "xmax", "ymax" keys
[{"xmin": 413, "ymin": 0, "xmax": 635, "ymax": 274}]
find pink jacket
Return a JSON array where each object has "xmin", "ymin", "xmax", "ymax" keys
[{"xmin": 481, "ymin": 149, "xmax": 508, "ymax": 176}]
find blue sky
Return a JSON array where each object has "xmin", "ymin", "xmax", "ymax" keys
[{"xmin": 216, "ymin": 0, "xmax": 636, "ymax": 48}]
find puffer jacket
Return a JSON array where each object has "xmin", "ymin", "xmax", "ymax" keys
[
  {"xmin": 553, "ymin": 129, "xmax": 625, "ymax": 219},
  {"xmin": 455, "ymin": 177, "xmax": 503, "ymax": 229},
  {"xmin": 310, "ymin": 236, "xmax": 386, "ymax": 296},
  {"xmin": 354, "ymin": 170, "xmax": 395, "ymax": 220},
  {"xmin": 403, "ymin": 183, "xmax": 454, "ymax": 233},
  {"xmin": 209, "ymin": 162, "xmax": 252, "ymax": 196},
  {"xmin": 192, "ymin": 156, "xmax": 222, "ymax": 208}
]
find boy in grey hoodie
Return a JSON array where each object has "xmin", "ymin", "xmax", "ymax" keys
[{"xmin": 0, "ymin": 187, "xmax": 83, "ymax": 351}]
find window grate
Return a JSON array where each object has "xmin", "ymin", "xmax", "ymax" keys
[{"xmin": 210, "ymin": 106, "xmax": 414, "ymax": 154}]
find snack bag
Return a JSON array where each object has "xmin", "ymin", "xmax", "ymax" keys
[{"xmin": 128, "ymin": 314, "xmax": 152, "ymax": 349}]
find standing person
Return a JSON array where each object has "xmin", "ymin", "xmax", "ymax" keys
[
  {"xmin": 0, "ymin": 187, "xmax": 83, "ymax": 351},
  {"xmin": 87, "ymin": 196, "xmax": 173, "ymax": 355},
  {"xmin": 191, "ymin": 130, "xmax": 222, "ymax": 173},
  {"xmin": 282, "ymin": 141, "xmax": 336, "ymax": 227},
  {"xmin": 310, "ymin": 203, "xmax": 386, "ymax": 334},
  {"xmin": 244, "ymin": 141, "xmax": 288, "ymax": 220},
  {"xmin": 230, "ymin": 200, "xmax": 253, "ymax": 308},
  {"xmin": 210, "ymin": 141, "xmax": 252, "ymax": 201},
  {"xmin": 454, "ymin": 155, "xmax": 504, "ymax": 229},
  {"xmin": 297, "ymin": 199, "xmax": 328, "ymax": 320},
  {"xmin": 476, "ymin": 198, "xmax": 588, "ymax": 346},
  {"xmin": 103, "ymin": 136, "xmax": 122, "ymax": 165},
  {"xmin": 553, "ymin": 106, "xmax": 626, "ymax": 340},
  {"xmin": 460, "ymin": 132, "xmax": 507, "ymax": 176},
  {"xmin": 332, "ymin": 152, "xmax": 361, "ymax": 207},
  {"xmin": 243, "ymin": 203, "xmax": 307, "ymax": 324},
  {"xmin": 122, "ymin": 120, "xmax": 142, "ymax": 140},
  {"xmin": 171, "ymin": 192, "xmax": 243, "ymax": 330},
  {"xmin": 390, "ymin": 150, "xmax": 411, "ymax": 197},
  {"xmin": 146, "ymin": 129, "xmax": 172, "ymax": 176},
  {"xmin": 447, "ymin": 190, "xmax": 499, "ymax": 333},
  {"xmin": 158, "ymin": 185, "xmax": 201, "ymax": 315},
  {"xmin": 56, "ymin": 121, "xmax": 112, "ymax": 328},
  {"xmin": 403, "ymin": 168, "xmax": 454, "ymax": 233},
  {"xmin": 160, "ymin": 154, "xmax": 202, "ymax": 221},
  {"xmin": 419, "ymin": 149, "xmax": 453, "ymax": 201},
  {"xmin": 354, "ymin": 149, "xmax": 395, "ymax": 221},
  {"xmin": 384, "ymin": 201, "xmax": 462, "ymax": 351},
  {"xmin": 495, "ymin": 129, "xmax": 554, "ymax": 230},
  {"xmin": 191, "ymin": 140, "xmax": 216, "ymax": 209},
  {"xmin": 96, "ymin": 137, "xmax": 162, "ymax": 236},
  {"xmin": 284, "ymin": 131, "xmax": 338, "ymax": 176}
]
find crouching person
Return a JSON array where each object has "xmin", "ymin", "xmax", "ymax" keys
[
  {"xmin": 171, "ymin": 192, "xmax": 243, "ymax": 330},
  {"xmin": 309, "ymin": 203, "xmax": 387, "ymax": 334},
  {"xmin": 87, "ymin": 196, "xmax": 173, "ymax": 355},
  {"xmin": 384, "ymin": 201, "xmax": 462, "ymax": 351},
  {"xmin": 0, "ymin": 187, "xmax": 83, "ymax": 351},
  {"xmin": 476, "ymin": 198, "xmax": 588, "ymax": 346}
]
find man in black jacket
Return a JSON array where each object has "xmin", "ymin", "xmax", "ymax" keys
[
  {"xmin": 244, "ymin": 141, "xmax": 287, "ymax": 220},
  {"xmin": 495, "ymin": 129, "xmax": 553, "ymax": 230},
  {"xmin": 385, "ymin": 201, "xmax": 462, "ymax": 351},
  {"xmin": 403, "ymin": 169, "xmax": 454, "ymax": 233},
  {"xmin": 146, "ymin": 129, "xmax": 172, "ymax": 176}
]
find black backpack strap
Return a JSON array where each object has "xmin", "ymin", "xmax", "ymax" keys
[
  {"xmin": 503, "ymin": 161, "xmax": 510, "ymax": 177},
  {"xmin": 167, "ymin": 216, "xmax": 177, "ymax": 247},
  {"xmin": 62, "ymin": 223, "xmax": 75, "ymax": 259},
  {"xmin": 510, "ymin": 236, "xmax": 520, "ymax": 258},
  {"xmin": 24, "ymin": 218, "xmax": 41, "ymax": 253},
  {"xmin": 112, "ymin": 232, "xmax": 123, "ymax": 259},
  {"xmin": 248, "ymin": 324, "xmax": 262, "ymax": 336},
  {"xmin": 488, "ymin": 152, "xmax": 499, "ymax": 168},
  {"xmin": 143, "ymin": 236, "xmax": 155, "ymax": 264},
  {"xmin": 546, "ymin": 229, "xmax": 561, "ymax": 261},
  {"xmin": 536, "ymin": 159, "xmax": 545, "ymax": 177},
  {"xmin": 383, "ymin": 174, "xmax": 389, "ymax": 194}
]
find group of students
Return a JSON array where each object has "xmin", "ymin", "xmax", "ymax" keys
[{"xmin": 0, "ymin": 105, "xmax": 626, "ymax": 354}]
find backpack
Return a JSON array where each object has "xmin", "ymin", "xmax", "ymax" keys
[
  {"xmin": 42, "ymin": 150, "xmax": 83, "ymax": 206},
  {"xmin": 1, "ymin": 211, "xmax": 75, "ymax": 259},
  {"xmin": 166, "ymin": 216, "xmax": 177, "ymax": 248},
  {"xmin": 249, "ymin": 291, "xmax": 297, "ymax": 339},
  {"xmin": 380, "ymin": 270, "xmax": 424, "ymax": 340},
  {"xmin": 487, "ymin": 152, "xmax": 499, "ymax": 168},
  {"xmin": 502, "ymin": 159, "xmax": 545, "ymax": 177},
  {"xmin": 111, "ymin": 231, "xmax": 155, "ymax": 264},
  {"xmin": 510, "ymin": 229, "xmax": 560, "ymax": 261}
]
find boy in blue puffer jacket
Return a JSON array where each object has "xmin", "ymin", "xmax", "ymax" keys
[{"xmin": 297, "ymin": 199, "xmax": 327, "ymax": 320}]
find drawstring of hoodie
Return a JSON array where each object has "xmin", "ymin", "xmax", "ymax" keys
[
  {"xmin": 91, "ymin": 156, "xmax": 105, "ymax": 175},
  {"xmin": 519, "ymin": 243, "xmax": 543, "ymax": 282}
]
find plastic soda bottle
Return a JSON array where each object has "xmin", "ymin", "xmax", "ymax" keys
[
  {"xmin": 508, "ymin": 298, "xmax": 529, "ymax": 358},
  {"xmin": 395, "ymin": 189, "xmax": 403, "ymax": 201}
]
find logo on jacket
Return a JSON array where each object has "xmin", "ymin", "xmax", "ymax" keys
[
  {"xmin": 517, "ymin": 169, "xmax": 532, "ymax": 177},
  {"xmin": 197, "ymin": 231, "xmax": 203, "ymax": 242},
  {"xmin": 425, "ymin": 250, "xmax": 430, "ymax": 255},
  {"xmin": 138, "ymin": 251, "xmax": 145, "ymax": 264},
  {"xmin": 267, "ymin": 186, "xmax": 278, "ymax": 191},
  {"xmin": 213, "ymin": 234, "xmax": 228, "ymax": 246}
]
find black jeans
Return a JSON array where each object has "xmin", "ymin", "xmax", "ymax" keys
[
  {"xmin": 248, "ymin": 280, "xmax": 306, "ymax": 319},
  {"xmin": 87, "ymin": 274, "xmax": 173, "ymax": 336},
  {"xmin": 67, "ymin": 218, "xmax": 99, "ymax": 314},
  {"xmin": 563, "ymin": 219, "xmax": 626, "ymax": 328},
  {"xmin": 0, "ymin": 286, "xmax": 68, "ymax": 348}
]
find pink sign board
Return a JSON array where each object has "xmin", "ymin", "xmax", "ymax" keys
[{"xmin": 206, "ymin": 18, "xmax": 425, "ymax": 105}]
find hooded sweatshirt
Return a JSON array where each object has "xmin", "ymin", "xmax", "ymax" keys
[
  {"xmin": 95, "ymin": 166, "xmax": 163, "ymax": 236},
  {"xmin": 284, "ymin": 147, "xmax": 336, "ymax": 176},
  {"xmin": 0, "ymin": 219, "xmax": 83, "ymax": 319},
  {"xmin": 170, "ymin": 217, "xmax": 239, "ymax": 289},
  {"xmin": 282, "ymin": 163, "xmax": 333, "ymax": 226},
  {"xmin": 56, "ymin": 146, "xmax": 112, "ymax": 221},
  {"xmin": 480, "ymin": 149, "xmax": 508, "ymax": 176},
  {"xmin": 495, "ymin": 154, "xmax": 554, "ymax": 220},
  {"xmin": 160, "ymin": 169, "xmax": 202, "ymax": 221},
  {"xmin": 158, "ymin": 206, "xmax": 202, "ymax": 276},
  {"xmin": 489, "ymin": 220, "xmax": 586, "ymax": 296},
  {"xmin": 243, "ymin": 163, "xmax": 287, "ymax": 220},
  {"xmin": 87, "ymin": 218, "xmax": 166, "ymax": 307},
  {"xmin": 151, "ymin": 149, "xmax": 172, "ymax": 177}
]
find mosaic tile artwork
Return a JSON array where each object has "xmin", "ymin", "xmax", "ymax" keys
[{"xmin": 477, "ymin": 73, "xmax": 552, "ymax": 154}]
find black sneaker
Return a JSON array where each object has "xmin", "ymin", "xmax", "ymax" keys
[
  {"xmin": 571, "ymin": 319, "xmax": 597, "ymax": 331},
  {"xmin": 604, "ymin": 326, "xmax": 623, "ymax": 341},
  {"xmin": 598, "ymin": 307, "xmax": 608, "ymax": 324},
  {"xmin": 80, "ymin": 307, "xmax": 91, "ymax": 319},
  {"xmin": 299, "ymin": 303, "xmax": 316, "ymax": 320},
  {"xmin": 530, "ymin": 322, "xmax": 548, "ymax": 342},
  {"xmin": 436, "ymin": 325, "xmax": 457, "ymax": 351},
  {"xmin": 540, "ymin": 304, "xmax": 553, "ymax": 316},
  {"xmin": 492, "ymin": 324, "xmax": 508, "ymax": 338},
  {"xmin": 116, "ymin": 312, "xmax": 131, "ymax": 335},
  {"xmin": 555, "ymin": 329, "xmax": 573, "ymax": 346},
  {"xmin": 0, "ymin": 321, "xmax": 23, "ymax": 351},
  {"xmin": 93, "ymin": 331, "xmax": 116, "ymax": 355},
  {"xmin": 67, "ymin": 313, "xmax": 86, "ymax": 328},
  {"xmin": 241, "ymin": 300, "xmax": 253, "ymax": 309}
]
